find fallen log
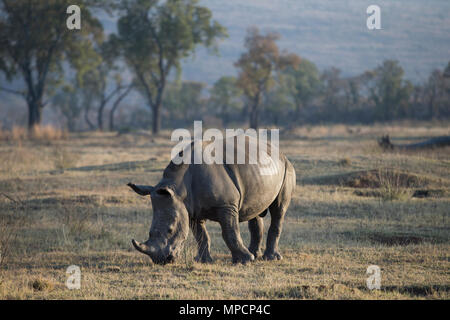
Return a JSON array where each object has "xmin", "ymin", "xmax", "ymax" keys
[{"xmin": 378, "ymin": 135, "xmax": 450, "ymax": 151}]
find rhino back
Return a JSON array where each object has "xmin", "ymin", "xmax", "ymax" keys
[{"xmin": 186, "ymin": 134, "xmax": 286, "ymax": 221}]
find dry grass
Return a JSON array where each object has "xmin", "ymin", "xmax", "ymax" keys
[
  {"xmin": 0, "ymin": 123, "xmax": 448, "ymax": 300},
  {"xmin": 0, "ymin": 125, "xmax": 67, "ymax": 142},
  {"xmin": 0, "ymin": 194, "xmax": 29, "ymax": 270},
  {"xmin": 29, "ymin": 125, "xmax": 68, "ymax": 141},
  {"xmin": 52, "ymin": 148, "xmax": 80, "ymax": 170}
]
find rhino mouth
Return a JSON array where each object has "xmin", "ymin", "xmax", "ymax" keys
[{"xmin": 132, "ymin": 239, "xmax": 175, "ymax": 265}]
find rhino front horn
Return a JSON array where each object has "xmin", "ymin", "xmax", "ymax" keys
[{"xmin": 132, "ymin": 239, "xmax": 154, "ymax": 255}]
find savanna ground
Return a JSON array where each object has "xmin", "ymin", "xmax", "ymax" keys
[{"xmin": 0, "ymin": 122, "xmax": 449, "ymax": 299}]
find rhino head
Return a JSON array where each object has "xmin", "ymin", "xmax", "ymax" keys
[{"xmin": 128, "ymin": 183, "xmax": 189, "ymax": 264}]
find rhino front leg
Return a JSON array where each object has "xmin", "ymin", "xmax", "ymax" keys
[
  {"xmin": 190, "ymin": 220, "xmax": 213, "ymax": 263},
  {"xmin": 218, "ymin": 208, "xmax": 254, "ymax": 264},
  {"xmin": 248, "ymin": 216, "xmax": 264, "ymax": 258}
]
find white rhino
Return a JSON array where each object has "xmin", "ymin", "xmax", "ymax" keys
[{"xmin": 128, "ymin": 134, "xmax": 296, "ymax": 264}]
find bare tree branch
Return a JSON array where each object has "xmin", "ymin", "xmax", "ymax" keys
[{"xmin": 0, "ymin": 85, "xmax": 26, "ymax": 97}]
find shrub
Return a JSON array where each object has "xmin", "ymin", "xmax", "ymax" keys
[{"xmin": 377, "ymin": 168, "xmax": 412, "ymax": 201}]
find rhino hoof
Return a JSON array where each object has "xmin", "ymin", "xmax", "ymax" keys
[
  {"xmin": 263, "ymin": 251, "xmax": 283, "ymax": 261},
  {"xmin": 195, "ymin": 254, "xmax": 213, "ymax": 264},
  {"xmin": 248, "ymin": 248, "xmax": 263, "ymax": 259},
  {"xmin": 232, "ymin": 252, "xmax": 255, "ymax": 265}
]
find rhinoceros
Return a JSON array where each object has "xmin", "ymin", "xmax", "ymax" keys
[{"xmin": 127, "ymin": 134, "xmax": 296, "ymax": 264}]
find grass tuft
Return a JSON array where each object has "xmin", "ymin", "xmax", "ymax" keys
[
  {"xmin": 30, "ymin": 278, "xmax": 54, "ymax": 292},
  {"xmin": 377, "ymin": 168, "xmax": 413, "ymax": 201}
]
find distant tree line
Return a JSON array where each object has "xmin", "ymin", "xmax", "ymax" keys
[{"xmin": 0, "ymin": 0, "xmax": 449, "ymax": 135}]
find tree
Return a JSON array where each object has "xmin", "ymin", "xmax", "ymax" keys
[
  {"xmin": 444, "ymin": 61, "xmax": 450, "ymax": 94},
  {"xmin": 0, "ymin": 0, "xmax": 103, "ymax": 129},
  {"xmin": 283, "ymin": 59, "xmax": 320, "ymax": 120},
  {"xmin": 52, "ymin": 84, "xmax": 83, "ymax": 131},
  {"xmin": 208, "ymin": 76, "xmax": 243, "ymax": 126},
  {"xmin": 261, "ymin": 80, "xmax": 293, "ymax": 126},
  {"xmin": 424, "ymin": 69, "xmax": 446, "ymax": 119},
  {"xmin": 164, "ymin": 80, "xmax": 206, "ymax": 126},
  {"xmin": 235, "ymin": 27, "xmax": 300, "ymax": 129},
  {"xmin": 365, "ymin": 60, "xmax": 413, "ymax": 121},
  {"xmin": 320, "ymin": 67, "xmax": 344, "ymax": 110},
  {"xmin": 113, "ymin": 0, "xmax": 226, "ymax": 134},
  {"xmin": 76, "ymin": 37, "xmax": 135, "ymax": 131}
]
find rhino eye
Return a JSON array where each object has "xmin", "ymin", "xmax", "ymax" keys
[{"xmin": 167, "ymin": 227, "xmax": 174, "ymax": 234}]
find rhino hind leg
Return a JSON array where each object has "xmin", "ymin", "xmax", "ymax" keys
[
  {"xmin": 263, "ymin": 160, "xmax": 296, "ymax": 261},
  {"xmin": 190, "ymin": 220, "xmax": 213, "ymax": 263},
  {"xmin": 248, "ymin": 216, "xmax": 264, "ymax": 258}
]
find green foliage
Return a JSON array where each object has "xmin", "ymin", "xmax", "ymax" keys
[
  {"xmin": 164, "ymin": 81, "xmax": 206, "ymax": 124},
  {"xmin": 320, "ymin": 67, "xmax": 344, "ymax": 111},
  {"xmin": 208, "ymin": 76, "xmax": 243, "ymax": 125},
  {"xmin": 262, "ymin": 84, "xmax": 294, "ymax": 125},
  {"xmin": 424, "ymin": 69, "xmax": 448, "ymax": 119},
  {"xmin": 365, "ymin": 60, "xmax": 413, "ymax": 121},
  {"xmin": 283, "ymin": 59, "xmax": 321, "ymax": 116}
]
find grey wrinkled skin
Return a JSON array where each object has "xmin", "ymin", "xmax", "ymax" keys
[{"xmin": 128, "ymin": 133, "xmax": 296, "ymax": 265}]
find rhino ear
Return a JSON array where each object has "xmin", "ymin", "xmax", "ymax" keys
[
  {"xmin": 127, "ymin": 183, "xmax": 154, "ymax": 196},
  {"xmin": 155, "ymin": 186, "xmax": 174, "ymax": 197}
]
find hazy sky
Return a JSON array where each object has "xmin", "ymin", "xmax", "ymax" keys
[{"xmin": 180, "ymin": 0, "xmax": 450, "ymax": 83}]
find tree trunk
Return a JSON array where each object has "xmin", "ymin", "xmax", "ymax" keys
[
  {"xmin": 84, "ymin": 105, "xmax": 95, "ymax": 130},
  {"xmin": 249, "ymin": 107, "xmax": 258, "ymax": 129},
  {"xmin": 152, "ymin": 102, "xmax": 161, "ymax": 134},
  {"xmin": 221, "ymin": 104, "xmax": 228, "ymax": 127},
  {"xmin": 27, "ymin": 99, "xmax": 43, "ymax": 129},
  {"xmin": 295, "ymin": 100, "xmax": 303, "ymax": 121},
  {"xmin": 109, "ymin": 109, "xmax": 116, "ymax": 132},
  {"xmin": 428, "ymin": 93, "xmax": 436, "ymax": 120},
  {"xmin": 97, "ymin": 101, "xmax": 106, "ymax": 131},
  {"xmin": 109, "ymin": 85, "xmax": 132, "ymax": 131},
  {"xmin": 151, "ymin": 85, "xmax": 165, "ymax": 135},
  {"xmin": 249, "ymin": 94, "xmax": 260, "ymax": 129},
  {"xmin": 66, "ymin": 115, "xmax": 75, "ymax": 132}
]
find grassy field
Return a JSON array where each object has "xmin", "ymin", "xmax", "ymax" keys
[{"xmin": 0, "ymin": 123, "xmax": 449, "ymax": 299}]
